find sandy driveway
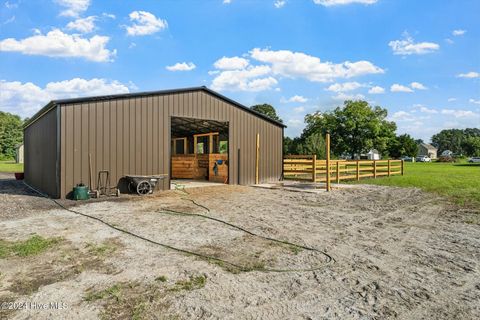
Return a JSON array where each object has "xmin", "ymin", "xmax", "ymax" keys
[{"xmin": 0, "ymin": 173, "xmax": 479, "ymax": 319}]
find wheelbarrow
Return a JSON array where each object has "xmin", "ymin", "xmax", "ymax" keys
[{"xmin": 125, "ymin": 174, "xmax": 168, "ymax": 195}]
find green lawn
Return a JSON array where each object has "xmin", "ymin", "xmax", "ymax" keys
[
  {"xmin": 352, "ymin": 161, "xmax": 480, "ymax": 208},
  {"xmin": 0, "ymin": 160, "xmax": 23, "ymax": 173}
]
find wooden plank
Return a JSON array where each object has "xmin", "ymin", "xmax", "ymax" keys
[
  {"xmin": 284, "ymin": 155, "xmax": 314, "ymax": 159},
  {"xmin": 283, "ymin": 170, "xmax": 313, "ymax": 174}
]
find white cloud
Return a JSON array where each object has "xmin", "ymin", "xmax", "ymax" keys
[
  {"xmin": 66, "ymin": 16, "xmax": 96, "ymax": 33},
  {"xmin": 0, "ymin": 29, "xmax": 115, "ymax": 62},
  {"xmin": 326, "ymin": 81, "xmax": 363, "ymax": 92},
  {"xmin": 389, "ymin": 34, "xmax": 439, "ymax": 55},
  {"xmin": 102, "ymin": 13, "xmax": 116, "ymax": 19},
  {"xmin": 368, "ymin": 86, "xmax": 385, "ymax": 94},
  {"xmin": 3, "ymin": 15, "xmax": 15, "ymax": 24},
  {"xmin": 419, "ymin": 106, "xmax": 438, "ymax": 114},
  {"xmin": 293, "ymin": 106, "xmax": 305, "ymax": 113},
  {"xmin": 287, "ymin": 119, "xmax": 303, "ymax": 127},
  {"xmin": 313, "ymin": 0, "xmax": 377, "ymax": 6},
  {"xmin": 332, "ymin": 92, "xmax": 365, "ymax": 101},
  {"xmin": 281, "ymin": 95, "xmax": 308, "ymax": 103},
  {"xmin": 223, "ymin": 0, "xmax": 232, "ymax": 3},
  {"xmin": 250, "ymin": 48, "xmax": 384, "ymax": 82},
  {"xmin": 447, "ymin": 98, "xmax": 457, "ymax": 102},
  {"xmin": 55, "ymin": 0, "xmax": 90, "ymax": 17},
  {"xmin": 213, "ymin": 56, "xmax": 249, "ymax": 70},
  {"xmin": 274, "ymin": 0, "xmax": 286, "ymax": 8},
  {"xmin": 390, "ymin": 111, "xmax": 415, "ymax": 121},
  {"xmin": 452, "ymin": 29, "xmax": 466, "ymax": 36},
  {"xmin": 457, "ymin": 71, "xmax": 479, "ymax": 79},
  {"xmin": 5, "ymin": 1, "xmax": 19, "ymax": 9},
  {"xmin": 210, "ymin": 48, "xmax": 383, "ymax": 92},
  {"xmin": 125, "ymin": 11, "xmax": 167, "ymax": 36},
  {"xmin": 410, "ymin": 82, "xmax": 427, "ymax": 90},
  {"xmin": 0, "ymin": 78, "xmax": 130, "ymax": 117},
  {"xmin": 211, "ymin": 65, "xmax": 277, "ymax": 92},
  {"xmin": 440, "ymin": 109, "xmax": 477, "ymax": 118},
  {"xmin": 166, "ymin": 62, "xmax": 196, "ymax": 71},
  {"xmin": 469, "ymin": 99, "xmax": 480, "ymax": 105},
  {"xmin": 391, "ymin": 84, "xmax": 413, "ymax": 93}
]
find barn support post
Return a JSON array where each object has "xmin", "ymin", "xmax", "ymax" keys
[
  {"xmin": 255, "ymin": 133, "xmax": 259, "ymax": 184},
  {"xmin": 326, "ymin": 133, "xmax": 331, "ymax": 191}
]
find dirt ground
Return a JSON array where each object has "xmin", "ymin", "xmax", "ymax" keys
[{"xmin": 0, "ymin": 172, "xmax": 479, "ymax": 319}]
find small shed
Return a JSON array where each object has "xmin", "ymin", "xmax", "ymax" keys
[
  {"xmin": 23, "ymin": 86, "xmax": 286, "ymax": 198},
  {"xmin": 418, "ymin": 143, "xmax": 437, "ymax": 159},
  {"xmin": 15, "ymin": 144, "xmax": 24, "ymax": 164},
  {"xmin": 366, "ymin": 149, "xmax": 381, "ymax": 160}
]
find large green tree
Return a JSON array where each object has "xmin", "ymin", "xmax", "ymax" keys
[
  {"xmin": 0, "ymin": 111, "xmax": 24, "ymax": 160},
  {"xmin": 388, "ymin": 134, "xmax": 418, "ymax": 158},
  {"xmin": 302, "ymin": 100, "xmax": 396, "ymax": 158},
  {"xmin": 462, "ymin": 136, "xmax": 480, "ymax": 157},
  {"xmin": 431, "ymin": 128, "xmax": 480, "ymax": 155},
  {"xmin": 250, "ymin": 104, "xmax": 283, "ymax": 123}
]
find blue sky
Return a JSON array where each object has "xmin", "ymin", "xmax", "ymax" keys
[{"xmin": 1, "ymin": 0, "xmax": 479, "ymax": 141}]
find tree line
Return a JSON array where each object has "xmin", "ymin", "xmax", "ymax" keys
[
  {"xmin": 251, "ymin": 101, "xmax": 480, "ymax": 159},
  {"xmin": 431, "ymin": 128, "xmax": 480, "ymax": 157},
  {"xmin": 0, "ymin": 103, "xmax": 478, "ymax": 161},
  {"xmin": 0, "ymin": 111, "xmax": 24, "ymax": 161}
]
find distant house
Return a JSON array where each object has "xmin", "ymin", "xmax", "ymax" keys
[
  {"xmin": 418, "ymin": 143, "xmax": 437, "ymax": 159},
  {"xmin": 16, "ymin": 144, "xmax": 24, "ymax": 164}
]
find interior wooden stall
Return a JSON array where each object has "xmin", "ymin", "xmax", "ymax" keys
[{"xmin": 171, "ymin": 117, "xmax": 229, "ymax": 184}]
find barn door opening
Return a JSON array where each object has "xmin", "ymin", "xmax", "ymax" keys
[{"xmin": 170, "ymin": 116, "xmax": 229, "ymax": 189}]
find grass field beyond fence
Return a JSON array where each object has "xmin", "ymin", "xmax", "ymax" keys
[
  {"xmin": 0, "ymin": 160, "xmax": 23, "ymax": 173},
  {"xmin": 353, "ymin": 162, "xmax": 480, "ymax": 208}
]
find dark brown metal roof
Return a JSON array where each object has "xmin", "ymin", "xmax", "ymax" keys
[{"xmin": 24, "ymin": 86, "xmax": 286, "ymax": 129}]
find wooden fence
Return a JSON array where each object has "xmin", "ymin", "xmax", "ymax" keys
[{"xmin": 283, "ymin": 155, "xmax": 404, "ymax": 183}]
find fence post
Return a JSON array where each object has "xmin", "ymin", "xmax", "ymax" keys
[
  {"xmin": 401, "ymin": 160, "xmax": 404, "ymax": 176},
  {"xmin": 388, "ymin": 159, "xmax": 391, "ymax": 177},
  {"xmin": 356, "ymin": 160, "xmax": 360, "ymax": 181},
  {"xmin": 336, "ymin": 161, "xmax": 340, "ymax": 183},
  {"xmin": 312, "ymin": 154, "xmax": 317, "ymax": 183},
  {"xmin": 326, "ymin": 133, "xmax": 331, "ymax": 191},
  {"xmin": 373, "ymin": 160, "xmax": 377, "ymax": 179}
]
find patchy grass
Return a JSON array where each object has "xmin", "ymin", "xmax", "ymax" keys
[
  {"xmin": 0, "ymin": 160, "xmax": 23, "ymax": 173},
  {"xmin": 85, "ymin": 240, "xmax": 119, "ymax": 256},
  {"xmin": 83, "ymin": 276, "xmax": 187, "ymax": 320},
  {"xmin": 84, "ymin": 284, "xmax": 122, "ymax": 302},
  {"xmin": 169, "ymin": 275, "xmax": 207, "ymax": 292},
  {"xmin": 4, "ymin": 238, "xmax": 119, "ymax": 297},
  {"xmin": 352, "ymin": 162, "xmax": 480, "ymax": 208},
  {"xmin": 0, "ymin": 235, "xmax": 61, "ymax": 258},
  {"xmin": 155, "ymin": 275, "xmax": 168, "ymax": 282}
]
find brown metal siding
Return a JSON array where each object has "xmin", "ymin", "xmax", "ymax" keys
[
  {"xmin": 24, "ymin": 107, "xmax": 59, "ymax": 197},
  {"xmin": 59, "ymin": 90, "xmax": 283, "ymax": 198}
]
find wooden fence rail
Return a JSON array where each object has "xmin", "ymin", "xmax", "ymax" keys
[{"xmin": 283, "ymin": 156, "xmax": 404, "ymax": 183}]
